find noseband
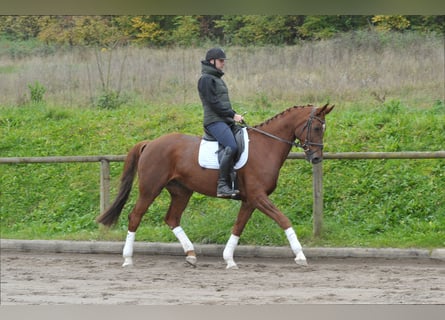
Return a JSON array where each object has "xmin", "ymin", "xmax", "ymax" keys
[{"xmin": 245, "ymin": 107, "xmax": 325, "ymax": 153}]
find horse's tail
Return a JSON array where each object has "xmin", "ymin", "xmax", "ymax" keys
[{"xmin": 96, "ymin": 141, "xmax": 149, "ymax": 227}]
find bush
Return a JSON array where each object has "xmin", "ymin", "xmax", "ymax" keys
[
  {"xmin": 96, "ymin": 90, "xmax": 125, "ymax": 109},
  {"xmin": 28, "ymin": 81, "xmax": 46, "ymax": 104},
  {"xmin": 0, "ymin": 37, "xmax": 58, "ymax": 58}
]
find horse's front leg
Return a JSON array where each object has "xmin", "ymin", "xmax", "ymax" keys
[
  {"xmin": 285, "ymin": 227, "xmax": 307, "ymax": 266},
  {"xmin": 172, "ymin": 226, "xmax": 197, "ymax": 266},
  {"xmin": 256, "ymin": 194, "xmax": 307, "ymax": 266},
  {"xmin": 223, "ymin": 202, "xmax": 254, "ymax": 269},
  {"xmin": 164, "ymin": 184, "xmax": 196, "ymax": 266},
  {"xmin": 223, "ymin": 234, "xmax": 239, "ymax": 269}
]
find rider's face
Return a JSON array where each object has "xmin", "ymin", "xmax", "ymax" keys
[{"xmin": 213, "ymin": 58, "xmax": 225, "ymax": 70}]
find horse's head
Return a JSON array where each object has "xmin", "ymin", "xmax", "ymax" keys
[{"xmin": 297, "ymin": 104, "xmax": 334, "ymax": 164}]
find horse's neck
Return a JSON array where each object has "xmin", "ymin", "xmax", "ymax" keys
[
  {"xmin": 257, "ymin": 109, "xmax": 306, "ymax": 142},
  {"xmin": 252, "ymin": 109, "xmax": 306, "ymax": 162}
]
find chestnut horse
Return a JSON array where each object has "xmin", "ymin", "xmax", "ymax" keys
[{"xmin": 97, "ymin": 104, "xmax": 334, "ymax": 269}]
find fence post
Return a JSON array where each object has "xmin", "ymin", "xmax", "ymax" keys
[
  {"xmin": 100, "ymin": 159, "xmax": 110, "ymax": 214},
  {"xmin": 312, "ymin": 162, "xmax": 323, "ymax": 237}
]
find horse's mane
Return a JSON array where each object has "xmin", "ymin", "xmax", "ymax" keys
[{"xmin": 254, "ymin": 105, "xmax": 314, "ymax": 128}]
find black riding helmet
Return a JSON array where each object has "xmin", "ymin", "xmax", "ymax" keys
[{"xmin": 205, "ymin": 47, "xmax": 228, "ymax": 61}]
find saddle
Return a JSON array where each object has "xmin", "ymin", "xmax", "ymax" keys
[{"xmin": 198, "ymin": 125, "xmax": 249, "ymax": 170}]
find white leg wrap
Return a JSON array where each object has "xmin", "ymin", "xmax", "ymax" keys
[
  {"xmin": 285, "ymin": 227, "xmax": 307, "ymax": 266},
  {"xmin": 223, "ymin": 234, "xmax": 239, "ymax": 269},
  {"xmin": 285, "ymin": 227, "xmax": 302, "ymax": 255},
  {"xmin": 172, "ymin": 226, "xmax": 194, "ymax": 253},
  {"xmin": 123, "ymin": 231, "xmax": 135, "ymax": 257},
  {"xmin": 122, "ymin": 231, "xmax": 136, "ymax": 267}
]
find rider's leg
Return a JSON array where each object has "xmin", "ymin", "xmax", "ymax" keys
[
  {"xmin": 217, "ymin": 146, "xmax": 239, "ymax": 197},
  {"xmin": 205, "ymin": 122, "xmax": 239, "ymax": 198}
]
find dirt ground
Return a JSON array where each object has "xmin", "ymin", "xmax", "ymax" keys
[{"xmin": 1, "ymin": 251, "xmax": 444, "ymax": 305}]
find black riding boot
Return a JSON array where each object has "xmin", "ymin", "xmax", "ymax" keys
[{"xmin": 217, "ymin": 146, "xmax": 240, "ymax": 198}]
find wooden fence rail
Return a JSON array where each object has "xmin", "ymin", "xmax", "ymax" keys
[{"xmin": 1, "ymin": 151, "xmax": 444, "ymax": 237}]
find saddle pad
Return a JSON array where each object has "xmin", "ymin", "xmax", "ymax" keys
[{"xmin": 198, "ymin": 127, "xmax": 249, "ymax": 170}]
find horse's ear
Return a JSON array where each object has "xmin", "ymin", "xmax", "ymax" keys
[
  {"xmin": 325, "ymin": 105, "xmax": 335, "ymax": 115},
  {"xmin": 317, "ymin": 104, "xmax": 334, "ymax": 116}
]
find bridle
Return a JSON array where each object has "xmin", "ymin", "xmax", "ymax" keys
[
  {"xmin": 299, "ymin": 107, "xmax": 325, "ymax": 153},
  {"xmin": 243, "ymin": 107, "xmax": 326, "ymax": 154}
]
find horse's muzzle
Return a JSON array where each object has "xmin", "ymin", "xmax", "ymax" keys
[
  {"xmin": 302, "ymin": 137, "xmax": 324, "ymax": 164},
  {"xmin": 306, "ymin": 150, "xmax": 323, "ymax": 164},
  {"xmin": 310, "ymin": 156, "xmax": 322, "ymax": 164}
]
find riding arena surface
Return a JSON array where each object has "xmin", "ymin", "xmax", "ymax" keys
[{"xmin": 1, "ymin": 251, "xmax": 444, "ymax": 305}]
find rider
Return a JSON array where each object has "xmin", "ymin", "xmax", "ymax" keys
[{"xmin": 198, "ymin": 47, "xmax": 244, "ymax": 198}]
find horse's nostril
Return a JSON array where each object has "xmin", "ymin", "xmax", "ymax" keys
[{"xmin": 311, "ymin": 157, "xmax": 322, "ymax": 164}]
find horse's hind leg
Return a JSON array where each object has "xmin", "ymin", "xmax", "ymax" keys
[
  {"xmin": 164, "ymin": 182, "xmax": 195, "ymax": 266},
  {"xmin": 122, "ymin": 191, "xmax": 159, "ymax": 267}
]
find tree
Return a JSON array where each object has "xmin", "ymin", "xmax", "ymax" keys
[
  {"xmin": 236, "ymin": 15, "xmax": 291, "ymax": 45},
  {"xmin": 0, "ymin": 16, "xmax": 41, "ymax": 40},
  {"xmin": 215, "ymin": 15, "xmax": 295, "ymax": 45},
  {"xmin": 130, "ymin": 16, "xmax": 166, "ymax": 45},
  {"xmin": 214, "ymin": 15, "xmax": 245, "ymax": 44},
  {"xmin": 0, "ymin": 15, "xmax": 442, "ymax": 48},
  {"xmin": 196, "ymin": 15, "xmax": 224, "ymax": 42},
  {"xmin": 36, "ymin": 16, "xmax": 127, "ymax": 47},
  {"xmin": 297, "ymin": 15, "xmax": 372, "ymax": 40},
  {"xmin": 371, "ymin": 15, "xmax": 411, "ymax": 32},
  {"xmin": 171, "ymin": 16, "xmax": 201, "ymax": 46},
  {"xmin": 407, "ymin": 15, "xmax": 445, "ymax": 33}
]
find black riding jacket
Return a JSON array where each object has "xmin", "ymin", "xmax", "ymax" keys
[{"xmin": 198, "ymin": 61, "xmax": 236, "ymax": 127}]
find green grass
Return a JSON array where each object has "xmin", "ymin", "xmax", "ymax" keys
[
  {"xmin": 0, "ymin": 65, "xmax": 19, "ymax": 74},
  {"xmin": 1, "ymin": 101, "xmax": 444, "ymax": 248}
]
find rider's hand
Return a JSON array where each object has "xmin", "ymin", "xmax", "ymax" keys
[{"xmin": 234, "ymin": 114, "xmax": 244, "ymax": 123}]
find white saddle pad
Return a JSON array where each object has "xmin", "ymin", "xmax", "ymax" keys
[{"xmin": 198, "ymin": 127, "xmax": 249, "ymax": 170}]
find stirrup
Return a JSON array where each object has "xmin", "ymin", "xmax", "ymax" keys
[
  {"xmin": 217, "ymin": 186, "xmax": 239, "ymax": 198},
  {"xmin": 217, "ymin": 191, "xmax": 239, "ymax": 198}
]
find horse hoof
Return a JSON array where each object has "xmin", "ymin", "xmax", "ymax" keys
[
  {"xmin": 186, "ymin": 255, "xmax": 197, "ymax": 267},
  {"xmin": 295, "ymin": 251, "xmax": 308, "ymax": 267},
  {"xmin": 225, "ymin": 260, "xmax": 238, "ymax": 269},
  {"xmin": 295, "ymin": 258, "xmax": 308, "ymax": 267},
  {"xmin": 122, "ymin": 257, "xmax": 133, "ymax": 267}
]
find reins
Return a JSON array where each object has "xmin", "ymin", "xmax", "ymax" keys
[{"xmin": 242, "ymin": 124, "xmax": 303, "ymax": 148}]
